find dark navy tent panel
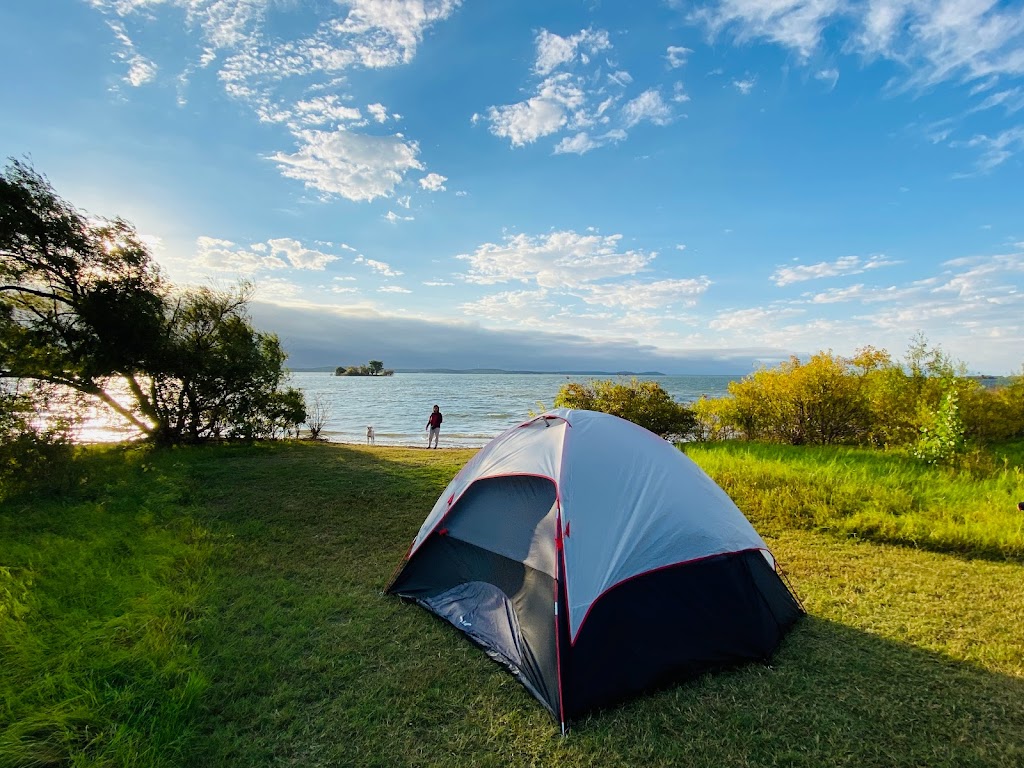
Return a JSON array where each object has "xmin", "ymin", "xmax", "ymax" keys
[{"xmin": 561, "ymin": 549, "xmax": 803, "ymax": 719}]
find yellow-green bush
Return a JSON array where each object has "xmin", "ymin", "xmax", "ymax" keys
[{"xmin": 699, "ymin": 340, "xmax": 1023, "ymax": 450}]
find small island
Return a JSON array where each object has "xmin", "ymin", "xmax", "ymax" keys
[{"xmin": 335, "ymin": 359, "xmax": 394, "ymax": 376}]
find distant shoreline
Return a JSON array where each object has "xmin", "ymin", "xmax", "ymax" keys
[
  {"xmin": 289, "ymin": 367, "xmax": 677, "ymax": 376},
  {"xmin": 288, "ymin": 367, "xmax": 1011, "ymax": 381}
]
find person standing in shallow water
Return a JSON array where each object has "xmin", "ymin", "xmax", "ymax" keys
[{"xmin": 425, "ymin": 404, "xmax": 443, "ymax": 449}]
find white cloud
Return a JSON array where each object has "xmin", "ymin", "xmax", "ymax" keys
[
  {"xmin": 815, "ymin": 67, "xmax": 839, "ymax": 90},
  {"xmin": 194, "ymin": 235, "xmax": 287, "ymax": 273},
  {"xmin": 378, "ymin": 285, "xmax": 413, "ymax": 293},
  {"xmin": 622, "ymin": 89, "xmax": 673, "ymax": 127},
  {"xmin": 666, "ymin": 45, "xmax": 693, "ymax": 68},
  {"xmin": 579, "ymin": 278, "xmax": 712, "ymax": 309},
  {"xmin": 484, "ymin": 26, "xmax": 675, "ymax": 151},
  {"xmin": 355, "ymin": 256, "xmax": 404, "ymax": 277},
  {"xmin": 608, "ymin": 70, "xmax": 634, "ymax": 88},
  {"xmin": 126, "ymin": 54, "xmax": 158, "ymax": 86},
  {"xmin": 89, "ymin": 0, "xmax": 460, "ymax": 205},
  {"xmin": 692, "ymin": 0, "xmax": 841, "ymax": 59},
  {"xmin": 705, "ymin": 249, "xmax": 1024, "ymax": 372},
  {"xmin": 554, "ymin": 128, "xmax": 629, "ymax": 154},
  {"xmin": 266, "ymin": 238, "xmax": 339, "ymax": 270},
  {"xmin": 971, "ymin": 87, "xmax": 1024, "ymax": 115},
  {"xmin": 419, "ymin": 172, "xmax": 447, "ymax": 191},
  {"xmin": 292, "ymin": 95, "xmax": 362, "ymax": 127},
  {"xmin": 691, "ymin": 0, "xmax": 1024, "ymax": 87},
  {"xmin": 90, "ymin": 0, "xmax": 269, "ymax": 50},
  {"xmin": 384, "ymin": 210, "xmax": 414, "ymax": 223},
  {"xmin": 771, "ymin": 254, "xmax": 899, "ymax": 286},
  {"xmin": 252, "ymin": 276, "xmax": 304, "ymax": 302},
  {"xmin": 807, "ymin": 283, "xmax": 875, "ymax": 303},
  {"xmin": 554, "ymin": 132, "xmax": 602, "ymax": 155},
  {"xmin": 333, "ymin": 0, "xmax": 464, "ymax": 67},
  {"xmin": 106, "ymin": 20, "xmax": 157, "ymax": 87},
  {"xmin": 188, "ymin": 235, "xmax": 351, "ymax": 279},
  {"xmin": 270, "ymin": 129, "xmax": 423, "ymax": 201},
  {"xmin": 733, "ymin": 77, "xmax": 756, "ymax": 95},
  {"xmin": 459, "ymin": 289, "xmax": 557, "ymax": 322},
  {"xmin": 960, "ymin": 126, "xmax": 1024, "ymax": 174},
  {"xmin": 458, "ymin": 230, "xmax": 656, "ymax": 289},
  {"xmin": 708, "ymin": 305, "xmax": 805, "ymax": 331},
  {"xmin": 534, "ymin": 28, "xmax": 611, "ymax": 76},
  {"xmin": 367, "ymin": 102, "xmax": 390, "ymax": 122},
  {"xmin": 486, "ymin": 74, "xmax": 587, "ymax": 146}
]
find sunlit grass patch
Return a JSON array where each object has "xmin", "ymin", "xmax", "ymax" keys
[
  {"xmin": 687, "ymin": 440, "xmax": 1024, "ymax": 559},
  {"xmin": 0, "ymin": 446, "xmax": 213, "ymax": 768}
]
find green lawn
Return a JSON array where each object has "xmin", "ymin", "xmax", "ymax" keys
[{"xmin": 2, "ymin": 441, "xmax": 1023, "ymax": 767}]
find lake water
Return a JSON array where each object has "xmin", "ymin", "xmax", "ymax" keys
[
  {"xmin": 295, "ymin": 372, "xmax": 740, "ymax": 448},
  {"xmin": 64, "ymin": 372, "xmax": 741, "ymax": 446}
]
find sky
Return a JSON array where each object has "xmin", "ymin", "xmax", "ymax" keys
[{"xmin": 1, "ymin": 1, "xmax": 1023, "ymax": 375}]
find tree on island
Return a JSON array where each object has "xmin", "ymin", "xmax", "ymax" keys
[
  {"xmin": 0, "ymin": 158, "xmax": 306, "ymax": 445},
  {"xmin": 334, "ymin": 360, "xmax": 394, "ymax": 376}
]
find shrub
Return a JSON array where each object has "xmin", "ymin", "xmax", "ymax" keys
[
  {"xmin": 0, "ymin": 386, "xmax": 76, "ymax": 499},
  {"xmin": 913, "ymin": 386, "xmax": 967, "ymax": 466},
  {"xmin": 554, "ymin": 378, "xmax": 696, "ymax": 440}
]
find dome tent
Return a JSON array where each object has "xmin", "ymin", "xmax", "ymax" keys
[{"xmin": 386, "ymin": 409, "xmax": 803, "ymax": 729}]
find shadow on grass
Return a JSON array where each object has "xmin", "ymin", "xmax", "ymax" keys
[
  {"xmin": 177, "ymin": 442, "xmax": 1024, "ymax": 768},
  {"xmin": 569, "ymin": 616, "xmax": 1024, "ymax": 768}
]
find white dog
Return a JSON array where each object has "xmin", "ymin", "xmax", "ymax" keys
[{"xmin": 366, "ymin": 425, "xmax": 375, "ymax": 444}]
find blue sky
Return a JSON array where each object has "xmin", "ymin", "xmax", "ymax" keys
[{"xmin": 2, "ymin": 0, "xmax": 1022, "ymax": 374}]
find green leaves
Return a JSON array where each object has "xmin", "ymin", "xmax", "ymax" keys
[{"xmin": 554, "ymin": 378, "xmax": 697, "ymax": 440}]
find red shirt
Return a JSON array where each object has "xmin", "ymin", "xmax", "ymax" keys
[{"xmin": 428, "ymin": 411, "xmax": 443, "ymax": 428}]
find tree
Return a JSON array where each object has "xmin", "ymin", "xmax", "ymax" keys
[
  {"xmin": 148, "ymin": 284, "xmax": 306, "ymax": 443},
  {"xmin": 367, "ymin": 359, "xmax": 384, "ymax": 375},
  {"xmin": 0, "ymin": 158, "xmax": 305, "ymax": 444},
  {"xmin": 554, "ymin": 378, "xmax": 696, "ymax": 441},
  {"xmin": 1, "ymin": 158, "xmax": 167, "ymax": 434}
]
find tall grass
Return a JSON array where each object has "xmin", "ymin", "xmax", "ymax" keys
[
  {"xmin": 0, "ymin": 446, "xmax": 212, "ymax": 768},
  {"xmin": 686, "ymin": 440, "xmax": 1024, "ymax": 559},
  {"xmin": 2, "ymin": 440, "xmax": 1022, "ymax": 767}
]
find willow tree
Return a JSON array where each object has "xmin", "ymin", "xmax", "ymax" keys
[{"xmin": 1, "ymin": 158, "xmax": 304, "ymax": 443}]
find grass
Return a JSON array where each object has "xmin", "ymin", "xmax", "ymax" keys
[
  {"xmin": 1, "ymin": 440, "xmax": 1023, "ymax": 767},
  {"xmin": 685, "ymin": 440, "xmax": 1024, "ymax": 559}
]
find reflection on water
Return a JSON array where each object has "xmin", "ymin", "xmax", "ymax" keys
[{"xmin": 27, "ymin": 378, "xmax": 144, "ymax": 444}]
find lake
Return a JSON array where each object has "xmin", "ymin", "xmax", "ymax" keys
[
  {"xmin": 294, "ymin": 372, "xmax": 740, "ymax": 448},
  {"xmin": 64, "ymin": 371, "xmax": 742, "ymax": 446}
]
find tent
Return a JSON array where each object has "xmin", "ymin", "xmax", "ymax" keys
[{"xmin": 386, "ymin": 409, "xmax": 803, "ymax": 728}]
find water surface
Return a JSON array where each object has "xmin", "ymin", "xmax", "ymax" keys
[{"xmin": 295, "ymin": 372, "xmax": 739, "ymax": 448}]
